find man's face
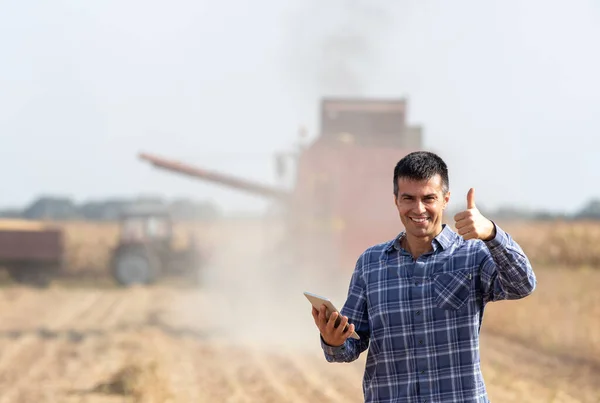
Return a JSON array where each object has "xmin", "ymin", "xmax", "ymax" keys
[{"xmin": 394, "ymin": 174, "xmax": 450, "ymax": 239}]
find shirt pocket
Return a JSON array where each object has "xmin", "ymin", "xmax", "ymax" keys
[{"xmin": 433, "ymin": 269, "xmax": 473, "ymax": 311}]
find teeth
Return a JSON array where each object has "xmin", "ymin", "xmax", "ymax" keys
[{"xmin": 411, "ymin": 217, "xmax": 428, "ymax": 222}]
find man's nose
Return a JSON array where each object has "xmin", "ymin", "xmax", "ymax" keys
[{"xmin": 414, "ymin": 200, "xmax": 426, "ymax": 214}]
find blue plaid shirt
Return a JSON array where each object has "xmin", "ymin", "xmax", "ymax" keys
[{"xmin": 321, "ymin": 223, "xmax": 536, "ymax": 403}]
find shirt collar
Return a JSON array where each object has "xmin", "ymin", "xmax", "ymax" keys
[
  {"xmin": 385, "ymin": 234, "xmax": 402, "ymax": 253},
  {"xmin": 434, "ymin": 224, "xmax": 456, "ymax": 250},
  {"xmin": 385, "ymin": 224, "xmax": 456, "ymax": 253}
]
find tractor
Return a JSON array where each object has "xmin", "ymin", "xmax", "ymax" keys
[{"xmin": 110, "ymin": 205, "xmax": 203, "ymax": 286}]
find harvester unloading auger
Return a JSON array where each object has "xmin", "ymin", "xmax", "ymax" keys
[
  {"xmin": 139, "ymin": 97, "xmax": 425, "ymax": 275},
  {"xmin": 138, "ymin": 152, "xmax": 290, "ymax": 202}
]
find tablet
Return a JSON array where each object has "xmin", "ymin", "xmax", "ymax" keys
[{"xmin": 304, "ymin": 291, "xmax": 360, "ymax": 340}]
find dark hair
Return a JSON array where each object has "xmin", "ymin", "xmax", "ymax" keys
[{"xmin": 393, "ymin": 151, "xmax": 449, "ymax": 196}]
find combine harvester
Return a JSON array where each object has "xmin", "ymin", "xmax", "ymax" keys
[{"xmin": 138, "ymin": 98, "xmax": 424, "ymax": 282}]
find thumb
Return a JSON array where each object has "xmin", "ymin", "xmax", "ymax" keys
[{"xmin": 467, "ymin": 188, "xmax": 476, "ymax": 209}]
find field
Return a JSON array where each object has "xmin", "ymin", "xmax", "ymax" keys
[{"xmin": 0, "ymin": 218, "xmax": 599, "ymax": 402}]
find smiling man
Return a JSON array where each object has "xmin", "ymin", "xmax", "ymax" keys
[{"xmin": 311, "ymin": 151, "xmax": 536, "ymax": 403}]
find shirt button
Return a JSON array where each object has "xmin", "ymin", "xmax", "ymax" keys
[
  {"xmin": 419, "ymin": 339, "xmax": 423, "ymax": 345},
  {"xmin": 416, "ymin": 311, "xmax": 421, "ymax": 315},
  {"xmin": 415, "ymin": 281, "xmax": 420, "ymax": 286},
  {"xmin": 421, "ymin": 370, "xmax": 425, "ymax": 374}
]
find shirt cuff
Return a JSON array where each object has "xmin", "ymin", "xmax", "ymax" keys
[
  {"xmin": 320, "ymin": 335, "xmax": 347, "ymax": 355},
  {"xmin": 483, "ymin": 221, "xmax": 508, "ymax": 250}
]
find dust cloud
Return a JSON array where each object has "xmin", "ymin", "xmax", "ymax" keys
[
  {"xmin": 283, "ymin": 0, "xmax": 393, "ymax": 96},
  {"xmin": 172, "ymin": 216, "xmax": 353, "ymax": 355},
  {"xmin": 162, "ymin": 0, "xmax": 398, "ymax": 358}
]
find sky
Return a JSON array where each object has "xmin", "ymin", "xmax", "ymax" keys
[{"xmin": 1, "ymin": 0, "xmax": 599, "ymax": 215}]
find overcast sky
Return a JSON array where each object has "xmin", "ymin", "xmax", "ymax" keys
[{"xmin": 1, "ymin": 0, "xmax": 598, "ymax": 214}]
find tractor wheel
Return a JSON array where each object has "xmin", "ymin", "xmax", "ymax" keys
[{"xmin": 112, "ymin": 246, "xmax": 160, "ymax": 287}]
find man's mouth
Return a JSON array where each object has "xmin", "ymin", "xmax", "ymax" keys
[{"xmin": 410, "ymin": 217, "xmax": 429, "ymax": 223}]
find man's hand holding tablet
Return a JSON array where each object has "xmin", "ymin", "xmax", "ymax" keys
[{"xmin": 304, "ymin": 291, "xmax": 359, "ymax": 347}]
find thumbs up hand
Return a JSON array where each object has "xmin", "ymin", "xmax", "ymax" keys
[{"xmin": 453, "ymin": 188, "xmax": 496, "ymax": 241}]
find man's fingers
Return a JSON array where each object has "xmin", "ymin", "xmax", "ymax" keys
[
  {"xmin": 318, "ymin": 305, "xmax": 328, "ymax": 328},
  {"xmin": 454, "ymin": 219, "xmax": 471, "ymax": 230},
  {"xmin": 453, "ymin": 210, "xmax": 471, "ymax": 222},
  {"xmin": 457, "ymin": 224, "xmax": 475, "ymax": 236},
  {"xmin": 312, "ymin": 307, "xmax": 322, "ymax": 326},
  {"xmin": 467, "ymin": 188, "xmax": 476, "ymax": 209},
  {"xmin": 336, "ymin": 315, "xmax": 349, "ymax": 335},
  {"xmin": 462, "ymin": 230, "xmax": 477, "ymax": 240},
  {"xmin": 326, "ymin": 311, "xmax": 339, "ymax": 331},
  {"xmin": 344, "ymin": 323, "xmax": 355, "ymax": 338},
  {"xmin": 315, "ymin": 305, "xmax": 354, "ymax": 343}
]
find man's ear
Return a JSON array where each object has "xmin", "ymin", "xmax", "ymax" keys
[{"xmin": 443, "ymin": 191, "xmax": 451, "ymax": 209}]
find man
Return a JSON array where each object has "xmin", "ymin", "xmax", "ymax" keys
[{"xmin": 311, "ymin": 151, "xmax": 536, "ymax": 402}]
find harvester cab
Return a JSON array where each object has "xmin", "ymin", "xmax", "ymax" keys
[{"xmin": 111, "ymin": 206, "xmax": 201, "ymax": 286}]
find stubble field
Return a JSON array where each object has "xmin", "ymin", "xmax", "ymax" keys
[{"xmin": 0, "ymin": 218, "xmax": 598, "ymax": 402}]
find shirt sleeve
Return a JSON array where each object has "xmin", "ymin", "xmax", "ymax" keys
[
  {"xmin": 320, "ymin": 251, "xmax": 371, "ymax": 363},
  {"xmin": 480, "ymin": 222, "xmax": 537, "ymax": 304}
]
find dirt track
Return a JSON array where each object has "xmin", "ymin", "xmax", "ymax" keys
[{"xmin": 0, "ymin": 284, "xmax": 598, "ymax": 403}]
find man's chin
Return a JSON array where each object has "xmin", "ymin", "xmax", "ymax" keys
[{"xmin": 406, "ymin": 225, "xmax": 433, "ymax": 238}]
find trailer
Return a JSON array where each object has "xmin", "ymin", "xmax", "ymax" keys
[{"xmin": 0, "ymin": 219, "xmax": 64, "ymax": 286}]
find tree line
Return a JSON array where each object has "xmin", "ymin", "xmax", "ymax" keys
[
  {"xmin": 454, "ymin": 198, "xmax": 600, "ymax": 221},
  {"xmin": 0, "ymin": 196, "xmax": 222, "ymax": 221},
  {"xmin": 1, "ymin": 196, "xmax": 599, "ymax": 222}
]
